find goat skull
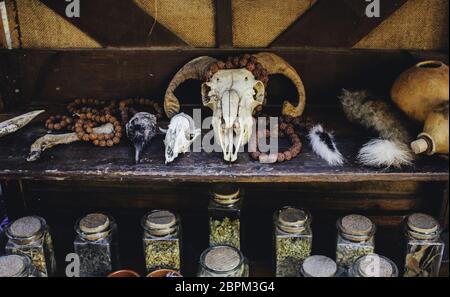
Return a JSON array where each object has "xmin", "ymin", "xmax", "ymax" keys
[
  {"xmin": 163, "ymin": 113, "xmax": 201, "ymax": 164},
  {"xmin": 202, "ymin": 69, "xmax": 265, "ymax": 162}
]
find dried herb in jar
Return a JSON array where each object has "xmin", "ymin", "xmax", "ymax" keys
[
  {"xmin": 336, "ymin": 214, "xmax": 375, "ymax": 269},
  {"xmin": 208, "ymin": 184, "xmax": 242, "ymax": 249},
  {"xmin": 198, "ymin": 245, "xmax": 249, "ymax": 277},
  {"xmin": 142, "ymin": 210, "xmax": 181, "ymax": 272},
  {"xmin": 74, "ymin": 213, "xmax": 119, "ymax": 277},
  {"xmin": 403, "ymin": 213, "xmax": 444, "ymax": 277},
  {"xmin": 274, "ymin": 207, "xmax": 312, "ymax": 277},
  {"xmin": 5, "ymin": 216, "xmax": 56, "ymax": 277}
]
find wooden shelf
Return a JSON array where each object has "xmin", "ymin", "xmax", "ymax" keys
[{"xmin": 1, "ymin": 109, "xmax": 448, "ymax": 183}]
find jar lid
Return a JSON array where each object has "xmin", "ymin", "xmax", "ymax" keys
[
  {"xmin": 407, "ymin": 213, "xmax": 439, "ymax": 234},
  {"xmin": 356, "ymin": 254, "xmax": 398, "ymax": 277},
  {"xmin": 79, "ymin": 213, "xmax": 110, "ymax": 234},
  {"xmin": 203, "ymin": 246, "xmax": 242, "ymax": 272},
  {"xmin": 338, "ymin": 214, "xmax": 375, "ymax": 240},
  {"xmin": 144, "ymin": 210, "xmax": 178, "ymax": 236},
  {"xmin": 77, "ymin": 213, "xmax": 113, "ymax": 241},
  {"xmin": 212, "ymin": 184, "xmax": 240, "ymax": 205},
  {"xmin": 277, "ymin": 207, "xmax": 309, "ymax": 233},
  {"xmin": 0, "ymin": 255, "xmax": 29, "ymax": 277},
  {"xmin": 301, "ymin": 255, "xmax": 337, "ymax": 277},
  {"xmin": 8, "ymin": 216, "xmax": 43, "ymax": 238}
]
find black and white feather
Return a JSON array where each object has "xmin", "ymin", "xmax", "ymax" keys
[
  {"xmin": 126, "ymin": 112, "xmax": 158, "ymax": 163},
  {"xmin": 308, "ymin": 124, "xmax": 344, "ymax": 166}
]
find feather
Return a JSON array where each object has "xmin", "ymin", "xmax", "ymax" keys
[
  {"xmin": 357, "ymin": 139, "xmax": 414, "ymax": 169},
  {"xmin": 309, "ymin": 124, "xmax": 344, "ymax": 166}
]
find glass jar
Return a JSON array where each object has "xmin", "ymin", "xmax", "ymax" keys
[
  {"xmin": 208, "ymin": 184, "xmax": 242, "ymax": 249},
  {"xmin": 336, "ymin": 214, "xmax": 375, "ymax": 269},
  {"xmin": 142, "ymin": 210, "xmax": 181, "ymax": 273},
  {"xmin": 349, "ymin": 254, "xmax": 398, "ymax": 277},
  {"xmin": 403, "ymin": 213, "xmax": 444, "ymax": 277},
  {"xmin": 299, "ymin": 255, "xmax": 337, "ymax": 277},
  {"xmin": 198, "ymin": 245, "xmax": 249, "ymax": 277},
  {"xmin": 0, "ymin": 254, "xmax": 36, "ymax": 277},
  {"xmin": 274, "ymin": 207, "xmax": 312, "ymax": 277},
  {"xmin": 74, "ymin": 213, "xmax": 119, "ymax": 277},
  {"xmin": 5, "ymin": 216, "xmax": 56, "ymax": 277}
]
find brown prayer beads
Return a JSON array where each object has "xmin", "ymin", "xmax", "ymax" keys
[
  {"xmin": 74, "ymin": 113, "xmax": 122, "ymax": 147},
  {"xmin": 250, "ymin": 116, "xmax": 303, "ymax": 163},
  {"xmin": 118, "ymin": 98, "xmax": 163, "ymax": 124}
]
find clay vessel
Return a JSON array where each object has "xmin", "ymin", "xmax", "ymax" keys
[
  {"xmin": 411, "ymin": 102, "xmax": 449, "ymax": 155},
  {"xmin": 391, "ymin": 60, "xmax": 449, "ymax": 122},
  {"xmin": 108, "ymin": 269, "xmax": 140, "ymax": 277},
  {"xmin": 147, "ymin": 269, "xmax": 182, "ymax": 277}
]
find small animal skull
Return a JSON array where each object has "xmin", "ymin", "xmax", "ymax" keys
[
  {"xmin": 202, "ymin": 69, "xmax": 265, "ymax": 162},
  {"xmin": 163, "ymin": 113, "xmax": 201, "ymax": 164}
]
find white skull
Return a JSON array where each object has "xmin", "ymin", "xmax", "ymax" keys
[
  {"xmin": 201, "ymin": 69, "xmax": 265, "ymax": 162},
  {"xmin": 163, "ymin": 113, "xmax": 201, "ymax": 164}
]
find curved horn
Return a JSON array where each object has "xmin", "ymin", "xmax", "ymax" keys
[
  {"xmin": 254, "ymin": 53, "xmax": 306, "ymax": 117},
  {"xmin": 164, "ymin": 56, "xmax": 218, "ymax": 118}
]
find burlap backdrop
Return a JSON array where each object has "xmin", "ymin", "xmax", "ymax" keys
[{"xmin": 4, "ymin": 0, "xmax": 449, "ymax": 49}]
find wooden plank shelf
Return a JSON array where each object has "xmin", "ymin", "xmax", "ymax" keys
[{"xmin": 1, "ymin": 109, "xmax": 448, "ymax": 183}]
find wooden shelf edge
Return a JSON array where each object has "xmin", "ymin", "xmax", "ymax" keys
[{"xmin": 0, "ymin": 171, "xmax": 448, "ymax": 183}]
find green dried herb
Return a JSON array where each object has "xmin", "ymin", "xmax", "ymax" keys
[
  {"xmin": 144, "ymin": 239, "xmax": 180, "ymax": 272},
  {"xmin": 276, "ymin": 237, "xmax": 311, "ymax": 277},
  {"xmin": 209, "ymin": 217, "xmax": 240, "ymax": 249},
  {"xmin": 336, "ymin": 244, "xmax": 374, "ymax": 268}
]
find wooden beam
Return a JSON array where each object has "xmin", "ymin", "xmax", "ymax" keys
[
  {"xmin": 39, "ymin": 0, "xmax": 187, "ymax": 47},
  {"xmin": 270, "ymin": 0, "xmax": 408, "ymax": 47},
  {"xmin": 215, "ymin": 0, "xmax": 233, "ymax": 47}
]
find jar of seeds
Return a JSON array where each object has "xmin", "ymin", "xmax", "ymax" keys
[
  {"xmin": 349, "ymin": 254, "xmax": 398, "ymax": 277},
  {"xmin": 403, "ymin": 213, "xmax": 444, "ymax": 277},
  {"xmin": 336, "ymin": 214, "xmax": 375, "ymax": 269},
  {"xmin": 208, "ymin": 184, "xmax": 242, "ymax": 249},
  {"xmin": 0, "ymin": 254, "xmax": 37, "ymax": 277},
  {"xmin": 198, "ymin": 245, "xmax": 249, "ymax": 277},
  {"xmin": 274, "ymin": 207, "xmax": 312, "ymax": 277},
  {"xmin": 74, "ymin": 213, "xmax": 119, "ymax": 277},
  {"xmin": 5, "ymin": 216, "xmax": 56, "ymax": 277},
  {"xmin": 142, "ymin": 210, "xmax": 181, "ymax": 273},
  {"xmin": 299, "ymin": 255, "xmax": 337, "ymax": 277}
]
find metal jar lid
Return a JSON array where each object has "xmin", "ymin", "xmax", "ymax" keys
[
  {"xmin": 211, "ymin": 184, "xmax": 241, "ymax": 205},
  {"xmin": 338, "ymin": 214, "xmax": 375, "ymax": 242},
  {"xmin": 77, "ymin": 213, "xmax": 112, "ymax": 241},
  {"xmin": 0, "ymin": 255, "xmax": 31, "ymax": 277},
  {"xmin": 406, "ymin": 213, "xmax": 440, "ymax": 240},
  {"xmin": 6, "ymin": 216, "xmax": 46, "ymax": 244},
  {"xmin": 201, "ymin": 245, "xmax": 243, "ymax": 273},
  {"xmin": 354, "ymin": 254, "xmax": 398, "ymax": 277},
  {"xmin": 143, "ymin": 210, "xmax": 178, "ymax": 237},
  {"xmin": 301, "ymin": 255, "xmax": 337, "ymax": 277},
  {"xmin": 276, "ymin": 207, "xmax": 310, "ymax": 234}
]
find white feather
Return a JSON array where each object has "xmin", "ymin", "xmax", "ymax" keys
[
  {"xmin": 309, "ymin": 125, "xmax": 344, "ymax": 166},
  {"xmin": 357, "ymin": 139, "xmax": 414, "ymax": 169}
]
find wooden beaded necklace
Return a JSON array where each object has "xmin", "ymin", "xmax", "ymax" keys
[{"xmin": 45, "ymin": 98, "xmax": 163, "ymax": 147}]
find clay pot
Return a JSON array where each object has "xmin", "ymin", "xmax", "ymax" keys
[
  {"xmin": 411, "ymin": 102, "xmax": 449, "ymax": 155},
  {"xmin": 147, "ymin": 269, "xmax": 182, "ymax": 277},
  {"xmin": 108, "ymin": 269, "xmax": 141, "ymax": 277},
  {"xmin": 391, "ymin": 60, "xmax": 449, "ymax": 122}
]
